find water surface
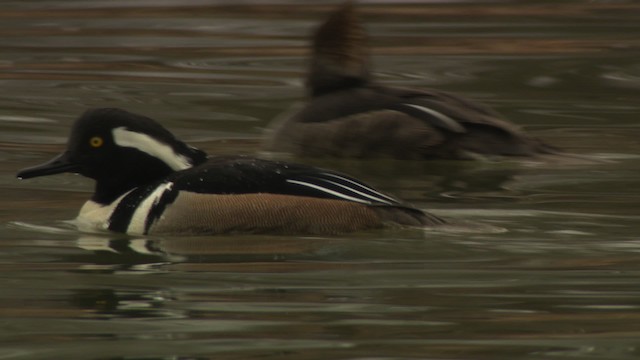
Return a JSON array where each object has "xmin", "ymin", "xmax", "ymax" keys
[{"xmin": 1, "ymin": 1, "xmax": 640, "ymax": 359}]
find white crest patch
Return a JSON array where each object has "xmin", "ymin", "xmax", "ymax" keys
[
  {"xmin": 112, "ymin": 127, "xmax": 192, "ymax": 171},
  {"xmin": 127, "ymin": 182, "xmax": 174, "ymax": 235}
]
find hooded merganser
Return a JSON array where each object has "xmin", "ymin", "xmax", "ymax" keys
[
  {"xmin": 17, "ymin": 108, "xmax": 445, "ymax": 236},
  {"xmin": 264, "ymin": 2, "xmax": 559, "ymax": 159}
]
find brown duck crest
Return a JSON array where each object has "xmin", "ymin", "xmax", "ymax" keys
[{"xmin": 307, "ymin": 1, "xmax": 372, "ymax": 96}]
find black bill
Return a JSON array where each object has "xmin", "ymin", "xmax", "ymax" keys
[{"xmin": 17, "ymin": 152, "xmax": 80, "ymax": 179}]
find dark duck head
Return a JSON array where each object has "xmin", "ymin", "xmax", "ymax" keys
[
  {"xmin": 17, "ymin": 108, "xmax": 207, "ymax": 205},
  {"xmin": 265, "ymin": 1, "xmax": 561, "ymax": 160}
]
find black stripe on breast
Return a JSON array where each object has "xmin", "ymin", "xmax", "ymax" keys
[
  {"xmin": 107, "ymin": 185, "xmax": 158, "ymax": 233},
  {"xmin": 144, "ymin": 187, "xmax": 179, "ymax": 234}
]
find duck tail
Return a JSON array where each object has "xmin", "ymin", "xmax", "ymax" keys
[{"xmin": 373, "ymin": 205, "xmax": 447, "ymax": 227}]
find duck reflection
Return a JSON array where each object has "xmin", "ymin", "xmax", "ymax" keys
[
  {"xmin": 74, "ymin": 233, "xmax": 342, "ymax": 270},
  {"xmin": 69, "ymin": 288, "xmax": 172, "ymax": 318}
]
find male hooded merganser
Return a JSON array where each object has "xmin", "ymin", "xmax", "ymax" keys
[
  {"xmin": 264, "ymin": 2, "xmax": 559, "ymax": 159},
  {"xmin": 17, "ymin": 108, "xmax": 445, "ymax": 236}
]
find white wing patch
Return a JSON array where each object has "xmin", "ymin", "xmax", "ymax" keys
[
  {"xmin": 113, "ymin": 127, "xmax": 192, "ymax": 171},
  {"xmin": 127, "ymin": 182, "xmax": 174, "ymax": 235},
  {"xmin": 402, "ymin": 103, "xmax": 465, "ymax": 133}
]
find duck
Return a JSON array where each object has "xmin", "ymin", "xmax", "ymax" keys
[
  {"xmin": 17, "ymin": 108, "xmax": 445, "ymax": 236},
  {"xmin": 264, "ymin": 1, "xmax": 560, "ymax": 160}
]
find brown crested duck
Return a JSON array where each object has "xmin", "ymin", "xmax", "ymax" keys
[{"xmin": 264, "ymin": 2, "xmax": 559, "ymax": 160}]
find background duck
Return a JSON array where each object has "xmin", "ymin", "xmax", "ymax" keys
[
  {"xmin": 17, "ymin": 108, "xmax": 445, "ymax": 236},
  {"xmin": 264, "ymin": 1, "xmax": 560, "ymax": 160}
]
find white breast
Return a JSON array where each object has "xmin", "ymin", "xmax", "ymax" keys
[
  {"xmin": 74, "ymin": 189, "xmax": 136, "ymax": 234},
  {"xmin": 73, "ymin": 183, "xmax": 176, "ymax": 235},
  {"xmin": 74, "ymin": 199, "xmax": 119, "ymax": 233}
]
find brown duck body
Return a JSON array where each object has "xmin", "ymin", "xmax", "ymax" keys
[
  {"xmin": 264, "ymin": 2, "xmax": 559, "ymax": 160},
  {"xmin": 143, "ymin": 192, "xmax": 437, "ymax": 236},
  {"xmin": 267, "ymin": 84, "xmax": 558, "ymax": 159}
]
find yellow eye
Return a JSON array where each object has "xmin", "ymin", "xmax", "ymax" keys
[{"xmin": 89, "ymin": 136, "xmax": 104, "ymax": 148}]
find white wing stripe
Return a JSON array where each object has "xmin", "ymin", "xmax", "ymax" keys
[
  {"xmin": 286, "ymin": 180, "xmax": 371, "ymax": 204},
  {"xmin": 403, "ymin": 103, "xmax": 465, "ymax": 133},
  {"xmin": 319, "ymin": 178, "xmax": 394, "ymax": 205},
  {"xmin": 319, "ymin": 172, "xmax": 399, "ymax": 203}
]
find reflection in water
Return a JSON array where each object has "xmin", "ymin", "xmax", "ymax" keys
[
  {"xmin": 74, "ymin": 234, "xmax": 329, "ymax": 268},
  {"xmin": 70, "ymin": 288, "xmax": 171, "ymax": 318}
]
